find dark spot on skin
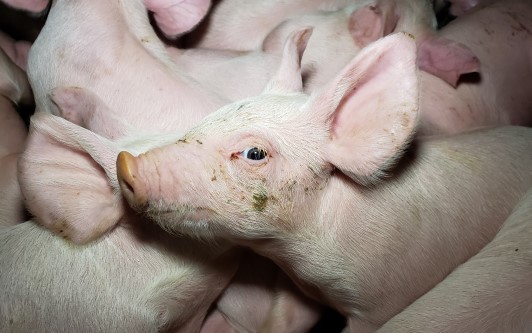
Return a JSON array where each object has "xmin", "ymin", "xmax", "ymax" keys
[
  {"xmin": 211, "ymin": 175, "xmax": 217, "ymax": 181},
  {"xmin": 9, "ymin": 319, "xmax": 13, "ymax": 325},
  {"xmin": 515, "ymin": 248, "xmax": 519, "ymax": 252},
  {"xmin": 230, "ymin": 153, "xmax": 239, "ymax": 160},
  {"xmin": 252, "ymin": 191, "xmax": 268, "ymax": 212},
  {"xmin": 141, "ymin": 37, "xmax": 150, "ymax": 43},
  {"xmin": 177, "ymin": 138, "xmax": 188, "ymax": 144},
  {"xmin": 196, "ymin": 139, "xmax": 203, "ymax": 145},
  {"xmin": 59, "ymin": 229, "xmax": 64, "ymax": 233},
  {"xmin": 236, "ymin": 104, "xmax": 246, "ymax": 111}
]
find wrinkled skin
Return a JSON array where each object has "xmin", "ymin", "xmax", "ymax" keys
[
  {"xmin": 117, "ymin": 34, "xmax": 532, "ymax": 332},
  {"xmin": 0, "ymin": 35, "xmax": 32, "ymax": 226},
  {"xmin": 417, "ymin": 0, "xmax": 532, "ymax": 135},
  {"xmin": 379, "ymin": 188, "xmax": 532, "ymax": 332}
]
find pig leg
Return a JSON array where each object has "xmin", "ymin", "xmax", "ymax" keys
[
  {"xmin": 143, "ymin": 0, "xmax": 211, "ymax": 39},
  {"xmin": 378, "ymin": 188, "xmax": 532, "ymax": 332}
]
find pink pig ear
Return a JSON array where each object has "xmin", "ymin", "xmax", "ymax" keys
[
  {"xmin": 305, "ymin": 33, "xmax": 419, "ymax": 185},
  {"xmin": 51, "ymin": 86, "xmax": 136, "ymax": 140},
  {"xmin": 18, "ymin": 112, "xmax": 124, "ymax": 244},
  {"xmin": 263, "ymin": 27, "xmax": 313, "ymax": 94},
  {"xmin": 349, "ymin": 3, "xmax": 398, "ymax": 48},
  {"xmin": 418, "ymin": 36, "xmax": 480, "ymax": 87},
  {"xmin": 143, "ymin": 0, "xmax": 211, "ymax": 38}
]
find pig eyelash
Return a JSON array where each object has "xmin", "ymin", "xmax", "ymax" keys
[{"xmin": 241, "ymin": 147, "xmax": 268, "ymax": 161}]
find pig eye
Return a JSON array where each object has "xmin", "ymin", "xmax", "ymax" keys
[{"xmin": 241, "ymin": 147, "xmax": 268, "ymax": 161}]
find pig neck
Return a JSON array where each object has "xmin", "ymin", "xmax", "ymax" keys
[{"xmin": 252, "ymin": 135, "xmax": 518, "ymax": 328}]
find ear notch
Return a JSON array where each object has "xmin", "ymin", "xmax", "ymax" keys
[
  {"xmin": 263, "ymin": 27, "xmax": 313, "ymax": 94},
  {"xmin": 306, "ymin": 33, "xmax": 419, "ymax": 185}
]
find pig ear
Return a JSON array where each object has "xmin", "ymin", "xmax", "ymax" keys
[
  {"xmin": 51, "ymin": 86, "xmax": 136, "ymax": 140},
  {"xmin": 305, "ymin": 33, "xmax": 419, "ymax": 185},
  {"xmin": 349, "ymin": 3, "xmax": 398, "ymax": 48},
  {"xmin": 418, "ymin": 36, "xmax": 480, "ymax": 87},
  {"xmin": 263, "ymin": 27, "xmax": 313, "ymax": 94},
  {"xmin": 144, "ymin": 0, "xmax": 211, "ymax": 38},
  {"xmin": 18, "ymin": 112, "xmax": 125, "ymax": 244}
]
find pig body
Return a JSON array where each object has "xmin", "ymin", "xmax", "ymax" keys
[
  {"xmin": 27, "ymin": 0, "xmax": 227, "ymax": 138},
  {"xmin": 0, "ymin": 219, "xmax": 238, "ymax": 332},
  {"xmin": 379, "ymin": 188, "xmax": 532, "ymax": 332},
  {"xmin": 117, "ymin": 34, "xmax": 532, "ymax": 331},
  {"xmin": 418, "ymin": 0, "xmax": 532, "ymax": 135}
]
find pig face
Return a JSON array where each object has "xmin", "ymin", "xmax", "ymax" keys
[
  {"xmin": 119, "ymin": 94, "xmax": 332, "ymax": 239},
  {"xmin": 118, "ymin": 32, "xmax": 419, "ymax": 241}
]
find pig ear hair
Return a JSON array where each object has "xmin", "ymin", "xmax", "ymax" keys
[
  {"xmin": 263, "ymin": 27, "xmax": 313, "ymax": 95},
  {"xmin": 306, "ymin": 33, "xmax": 419, "ymax": 185}
]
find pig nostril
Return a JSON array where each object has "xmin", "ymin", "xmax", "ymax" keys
[{"xmin": 117, "ymin": 151, "xmax": 146, "ymax": 207}]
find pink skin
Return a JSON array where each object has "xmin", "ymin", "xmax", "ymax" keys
[
  {"xmin": 144, "ymin": 0, "xmax": 211, "ymax": 38},
  {"xmin": 27, "ymin": 0, "xmax": 227, "ymax": 138},
  {"xmin": 203, "ymin": 252, "xmax": 322, "ymax": 333},
  {"xmin": 10, "ymin": 111, "xmax": 241, "ymax": 331},
  {"xmin": 19, "ymin": 24, "xmax": 323, "ymax": 332},
  {"xmin": 379, "ymin": 188, "xmax": 532, "ymax": 332},
  {"xmin": 0, "ymin": 219, "xmax": 239, "ymax": 332},
  {"xmin": 117, "ymin": 33, "xmax": 532, "ymax": 331},
  {"xmin": 0, "ymin": 41, "xmax": 32, "ymax": 226},
  {"xmin": 183, "ymin": 0, "xmax": 372, "ymax": 50},
  {"xmin": 21, "ymin": 0, "xmax": 230, "ymax": 242},
  {"xmin": 19, "ymin": 110, "xmax": 322, "ymax": 332},
  {"xmin": 417, "ymin": 0, "xmax": 532, "ymax": 135}
]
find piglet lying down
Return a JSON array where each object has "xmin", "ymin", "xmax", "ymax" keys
[{"xmin": 116, "ymin": 33, "xmax": 532, "ymax": 332}]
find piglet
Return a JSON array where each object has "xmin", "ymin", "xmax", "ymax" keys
[
  {"xmin": 117, "ymin": 33, "xmax": 532, "ymax": 332},
  {"xmin": 379, "ymin": 188, "xmax": 532, "ymax": 332}
]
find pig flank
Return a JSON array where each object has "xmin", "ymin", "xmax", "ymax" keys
[{"xmin": 118, "ymin": 33, "xmax": 532, "ymax": 330}]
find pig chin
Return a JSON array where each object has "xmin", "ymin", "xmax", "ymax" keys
[{"xmin": 145, "ymin": 203, "xmax": 219, "ymax": 237}]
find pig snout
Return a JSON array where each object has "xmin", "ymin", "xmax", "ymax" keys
[{"xmin": 117, "ymin": 151, "xmax": 147, "ymax": 209}]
